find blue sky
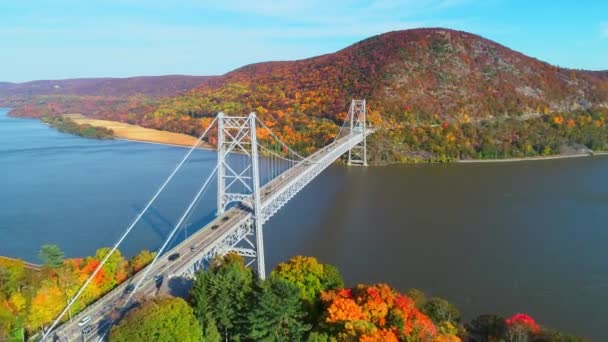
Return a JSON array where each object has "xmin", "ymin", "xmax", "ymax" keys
[{"xmin": 1, "ymin": 0, "xmax": 606, "ymax": 82}]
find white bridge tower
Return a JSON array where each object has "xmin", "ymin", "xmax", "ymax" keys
[
  {"xmin": 347, "ymin": 99, "xmax": 368, "ymax": 166},
  {"xmin": 216, "ymin": 112, "xmax": 266, "ymax": 279}
]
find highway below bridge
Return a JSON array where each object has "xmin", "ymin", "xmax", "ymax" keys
[{"xmin": 50, "ymin": 123, "xmax": 372, "ymax": 342}]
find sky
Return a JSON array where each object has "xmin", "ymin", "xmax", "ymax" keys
[{"xmin": 0, "ymin": 0, "xmax": 607, "ymax": 82}]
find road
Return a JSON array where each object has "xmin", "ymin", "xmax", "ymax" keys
[{"xmin": 49, "ymin": 131, "xmax": 369, "ymax": 341}]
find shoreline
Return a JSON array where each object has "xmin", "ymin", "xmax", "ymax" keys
[
  {"xmin": 10, "ymin": 111, "xmax": 608, "ymax": 165},
  {"xmin": 458, "ymin": 151, "xmax": 608, "ymax": 163},
  {"xmin": 124, "ymin": 135, "xmax": 608, "ymax": 165},
  {"xmin": 117, "ymin": 137, "xmax": 214, "ymax": 151}
]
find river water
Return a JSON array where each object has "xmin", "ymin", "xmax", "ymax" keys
[{"xmin": 1, "ymin": 108, "xmax": 606, "ymax": 339}]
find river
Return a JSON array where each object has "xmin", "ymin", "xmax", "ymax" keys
[{"xmin": 1, "ymin": 108, "xmax": 606, "ymax": 340}]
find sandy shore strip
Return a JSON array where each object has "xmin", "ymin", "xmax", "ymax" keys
[
  {"xmin": 115, "ymin": 138, "xmax": 215, "ymax": 150},
  {"xmin": 458, "ymin": 151, "xmax": 608, "ymax": 163},
  {"xmin": 65, "ymin": 114, "xmax": 212, "ymax": 149}
]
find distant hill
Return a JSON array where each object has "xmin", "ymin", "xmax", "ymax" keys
[{"xmin": 0, "ymin": 75, "xmax": 212, "ymax": 98}]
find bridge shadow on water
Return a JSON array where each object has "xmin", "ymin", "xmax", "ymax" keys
[
  {"xmin": 130, "ymin": 204, "xmax": 175, "ymax": 241},
  {"xmin": 130, "ymin": 203, "xmax": 220, "ymax": 251},
  {"xmin": 131, "ymin": 205, "xmax": 216, "ymax": 249},
  {"xmin": 164, "ymin": 277, "xmax": 194, "ymax": 298}
]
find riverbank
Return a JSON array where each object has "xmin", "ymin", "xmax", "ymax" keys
[
  {"xmin": 64, "ymin": 114, "xmax": 209, "ymax": 148},
  {"xmin": 41, "ymin": 115, "xmax": 114, "ymax": 139},
  {"xmin": 458, "ymin": 151, "xmax": 608, "ymax": 163},
  {"xmin": 50, "ymin": 114, "xmax": 608, "ymax": 165}
]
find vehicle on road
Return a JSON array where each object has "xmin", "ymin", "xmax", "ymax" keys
[
  {"xmin": 168, "ymin": 253, "xmax": 180, "ymax": 261},
  {"xmin": 222, "ymin": 216, "xmax": 230, "ymax": 222},
  {"xmin": 124, "ymin": 284, "xmax": 135, "ymax": 294},
  {"xmin": 82, "ymin": 325, "xmax": 95, "ymax": 336},
  {"xmin": 154, "ymin": 274, "xmax": 163, "ymax": 287},
  {"xmin": 78, "ymin": 316, "xmax": 91, "ymax": 327},
  {"xmin": 211, "ymin": 224, "xmax": 219, "ymax": 230},
  {"xmin": 190, "ymin": 246, "xmax": 196, "ymax": 252}
]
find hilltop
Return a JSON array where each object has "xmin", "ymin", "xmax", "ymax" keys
[
  {"xmin": 182, "ymin": 28, "xmax": 607, "ymax": 121},
  {"xmin": 5, "ymin": 28, "xmax": 608, "ymax": 162}
]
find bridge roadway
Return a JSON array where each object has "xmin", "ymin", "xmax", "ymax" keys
[{"xmin": 50, "ymin": 130, "xmax": 370, "ymax": 342}]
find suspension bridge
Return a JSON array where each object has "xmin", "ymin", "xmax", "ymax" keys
[{"xmin": 44, "ymin": 99, "xmax": 373, "ymax": 342}]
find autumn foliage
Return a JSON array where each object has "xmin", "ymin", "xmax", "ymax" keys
[
  {"xmin": 506, "ymin": 313, "xmax": 540, "ymax": 333},
  {"xmin": 2, "ymin": 253, "xmax": 586, "ymax": 341},
  {"xmin": 0, "ymin": 247, "xmax": 155, "ymax": 337},
  {"xmin": 321, "ymin": 284, "xmax": 439, "ymax": 341}
]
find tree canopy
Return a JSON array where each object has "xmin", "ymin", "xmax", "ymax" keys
[
  {"xmin": 110, "ymin": 297, "xmax": 201, "ymax": 342},
  {"xmin": 38, "ymin": 245, "xmax": 64, "ymax": 268}
]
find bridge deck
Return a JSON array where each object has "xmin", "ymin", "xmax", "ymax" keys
[{"xmin": 51, "ymin": 130, "xmax": 371, "ymax": 341}]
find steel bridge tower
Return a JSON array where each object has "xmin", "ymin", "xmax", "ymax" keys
[
  {"xmin": 216, "ymin": 112, "xmax": 266, "ymax": 279},
  {"xmin": 347, "ymin": 99, "xmax": 368, "ymax": 166}
]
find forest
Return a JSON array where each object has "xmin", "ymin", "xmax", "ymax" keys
[
  {"xmin": 0, "ymin": 248, "xmax": 585, "ymax": 341},
  {"xmin": 110, "ymin": 254, "xmax": 584, "ymax": 342}
]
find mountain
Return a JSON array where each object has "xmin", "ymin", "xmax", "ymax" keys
[
  {"xmin": 5, "ymin": 28, "xmax": 608, "ymax": 162},
  {"xmin": 175, "ymin": 28, "xmax": 607, "ymax": 121},
  {"xmin": 0, "ymin": 75, "xmax": 212, "ymax": 98}
]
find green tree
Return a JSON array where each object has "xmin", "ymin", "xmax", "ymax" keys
[
  {"xmin": 247, "ymin": 277, "xmax": 311, "ymax": 341},
  {"xmin": 271, "ymin": 256, "xmax": 343, "ymax": 304},
  {"xmin": 190, "ymin": 253, "xmax": 254, "ymax": 341},
  {"xmin": 110, "ymin": 297, "xmax": 201, "ymax": 342},
  {"xmin": 0, "ymin": 265, "xmax": 24, "ymax": 297},
  {"xmin": 204, "ymin": 318, "xmax": 222, "ymax": 342},
  {"xmin": 320, "ymin": 264, "xmax": 344, "ymax": 292},
  {"xmin": 406, "ymin": 288, "xmax": 427, "ymax": 309},
  {"xmin": 38, "ymin": 245, "xmax": 64, "ymax": 268},
  {"xmin": 422, "ymin": 297, "xmax": 461, "ymax": 325},
  {"xmin": 307, "ymin": 331, "xmax": 337, "ymax": 342}
]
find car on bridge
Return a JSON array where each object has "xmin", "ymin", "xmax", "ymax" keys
[
  {"xmin": 154, "ymin": 274, "xmax": 164, "ymax": 288},
  {"xmin": 168, "ymin": 252, "xmax": 181, "ymax": 261},
  {"xmin": 81, "ymin": 325, "xmax": 95, "ymax": 336},
  {"xmin": 124, "ymin": 284, "xmax": 135, "ymax": 294},
  {"xmin": 77, "ymin": 316, "xmax": 90, "ymax": 327}
]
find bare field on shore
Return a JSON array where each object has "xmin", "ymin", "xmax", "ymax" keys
[{"xmin": 64, "ymin": 114, "xmax": 207, "ymax": 148}]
